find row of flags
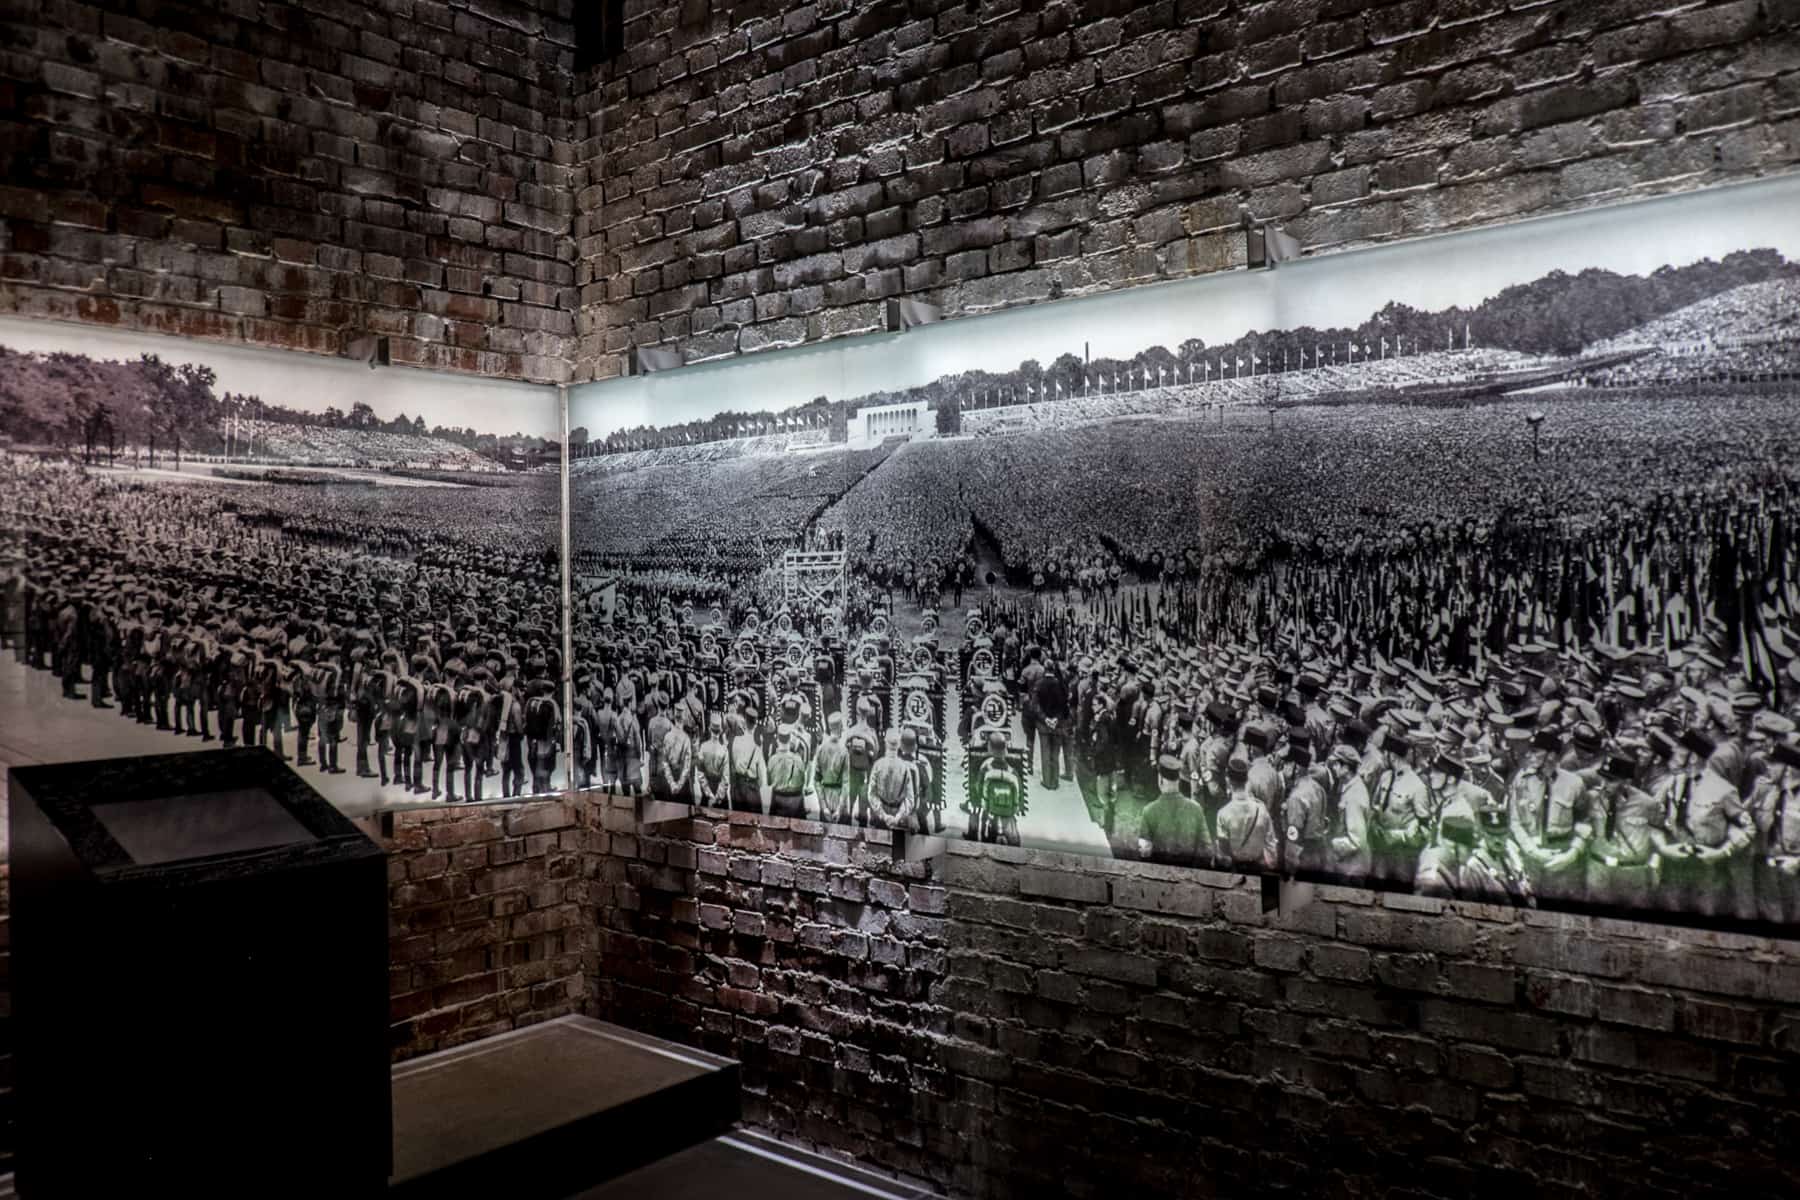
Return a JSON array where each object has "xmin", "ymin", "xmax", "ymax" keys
[
  {"xmin": 978, "ymin": 489, "xmax": 1793, "ymax": 713},
  {"xmin": 961, "ymin": 323, "xmax": 1481, "ymax": 407}
]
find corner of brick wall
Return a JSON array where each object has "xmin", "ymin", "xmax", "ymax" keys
[
  {"xmin": 0, "ymin": 0, "xmax": 581, "ymax": 384},
  {"xmin": 385, "ymin": 797, "xmax": 595, "ymax": 1061},
  {"xmin": 573, "ymin": 0, "xmax": 1800, "ymax": 381}
]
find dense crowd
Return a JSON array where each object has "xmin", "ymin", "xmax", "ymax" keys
[
  {"xmin": 557, "ymin": 365, "xmax": 1800, "ymax": 923},
  {"xmin": 231, "ymin": 420, "xmax": 501, "ymax": 470},
  {"xmin": 568, "ymin": 443, "xmax": 894, "ymax": 573},
  {"xmin": 1, "ymin": 455, "xmax": 566, "ymax": 805}
]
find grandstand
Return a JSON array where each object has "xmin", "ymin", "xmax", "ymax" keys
[
  {"xmin": 228, "ymin": 420, "xmax": 503, "ymax": 471},
  {"xmin": 1582, "ymin": 278, "xmax": 1800, "ymax": 387},
  {"xmin": 957, "ymin": 347, "xmax": 1558, "ymax": 433},
  {"xmin": 573, "ymin": 429, "xmax": 829, "ymax": 471}
]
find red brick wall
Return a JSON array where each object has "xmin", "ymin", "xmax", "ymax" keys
[
  {"xmin": 0, "ymin": 0, "xmax": 578, "ymax": 382},
  {"xmin": 385, "ymin": 799, "xmax": 593, "ymax": 1061},
  {"xmin": 594, "ymin": 809, "xmax": 1800, "ymax": 1199}
]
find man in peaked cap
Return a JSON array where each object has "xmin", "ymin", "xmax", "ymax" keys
[
  {"xmin": 1215, "ymin": 751, "xmax": 1274, "ymax": 871},
  {"xmin": 1661, "ymin": 729, "xmax": 1756, "ymax": 921},
  {"xmin": 1196, "ymin": 699, "xmax": 1241, "ymax": 825},
  {"xmin": 1283, "ymin": 744, "xmax": 1334, "ymax": 874},
  {"xmin": 1583, "ymin": 749, "xmax": 1670, "ymax": 911},
  {"xmin": 1326, "ymin": 742, "xmax": 1373, "ymax": 878},
  {"xmin": 1368, "ymin": 724, "xmax": 1432, "ymax": 888}
]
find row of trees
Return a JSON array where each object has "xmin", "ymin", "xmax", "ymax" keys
[
  {"xmin": 0, "ymin": 348, "xmax": 553, "ymax": 467},
  {"xmin": 0, "ymin": 349, "xmax": 218, "ymax": 468},
  {"xmin": 589, "ymin": 249, "xmax": 1795, "ymax": 450}
]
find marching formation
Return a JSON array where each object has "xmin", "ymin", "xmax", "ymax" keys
[{"xmin": 1, "ymin": 456, "xmax": 567, "ymax": 806}]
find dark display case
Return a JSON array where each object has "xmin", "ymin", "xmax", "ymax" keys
[{"xmin": 8, "ymin": 747, "xmax": 390, "ymax": 1197}]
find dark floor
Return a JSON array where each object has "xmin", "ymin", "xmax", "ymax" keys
[{"xmin": 567, "ymin": 1133, "xmax": 933, "ymax": 1200}]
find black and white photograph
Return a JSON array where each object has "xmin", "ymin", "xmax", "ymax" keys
[
  {"xmin": 567, "ymin": 177, "xmax": 1800, "ymax": 933},
  {"xmin": 0, "ymin": 320, "xmax": 565, "ymax": 816}
]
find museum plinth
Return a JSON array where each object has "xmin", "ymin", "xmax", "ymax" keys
[{"xmin": 8, "ymin": 748, "xmax": 390, "ymax": 1197}]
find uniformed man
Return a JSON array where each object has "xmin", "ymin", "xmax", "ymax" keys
[
  {"xmin": 494, "ymin": 676, "xmax": 525, "ymax": 797},
  {"xmin": 1215, "ymin": 751, "xmax": 1275, "ymax": 870},
  {"xmin": 645, "ymin": 693, "xmax": 676, "ymax": 802},
  {"xmin": 596, "ymin": 688, "xmax": 623, "ymax": 792},
  {"xmin": 1752, "ymin": 741, "xmax": 1800, "ymax": 923},
  {"xmin": 1282, "ymin": 744, "xmax": 1332, "ymax": 873},
  {"xmin": 811, "ymin": 711, "xmax": 849, "ymax": 824},
  {"xmin": 617, "ymin": 687, "xmax": 646, "ymax": 795},
  {"xmin": 1661, "ymin": 731, "xmax": 1755, "ymax": 919},
  {"xmin": 428, "ymin": 677, "xmax": 459, "ymax": 799},
  {"xmin": 1326, "ymin": 742, "xmax": 1373, "ymax": 878},
  {"xmin": 973, "ymin": 731, "xmax": 1023, "ymax": 845},
  {"xmin": 766, "ymin": 727, "xmax": 808, "ymax": 818},
  {"xmin": 695, "ymin": 711, "xmax": 729, "ymax": 808},
  {"xmin": 457, "ymin": 676, "xmax": 492, "ymax": 800},
  {"xmin": 1138, "ymin": 753, "xmax": 1209, "ymax": 867},
  {"xmin": 1368, "ymin": 729, "xmax": 1433, "ymax": 887},
  {"xmin": 291, "ymin": 659, "xmax": 318, "ymax": 767},
  {"xmin": 867, "ymin": 728, "xmax": 917, "ymax": 832},
  {"xmin": 659, "ymin": 707, "xmax": 696, "ymax": 806},
  {"xmin": 1584, "ymin": 750, "xmax": 1672, "ymax": 911},
  {"xmin": 315, "ymin": 660, "xmax": 347, "ymax": 774},
  {"xmin": 1413, "ymin": 787, "xmax": 1529, "ymax": 903},
  {"xmin": 1508, "ymin": 727, "xmax": 1582, "ymax": 902},
  {"xmin": 899, "ymin": 727, "xmax": 936, "ymax": 834},
  {"xmin": 843, "ymin": 700, "xmax": 880, "ymax": 827},
  {"xmin": 727, "ymin": 710, "xmax": 767, "ymax": 814}
]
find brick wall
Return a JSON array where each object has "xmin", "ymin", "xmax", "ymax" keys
[
  {"xmin": 572, "ymin": 0, "xmax": 1800, "ymax": 379},
  {"xmin": 0, "ymin": 0, "xmax": 579, "ymax": 382},
  {"xmin": 594, "ymin": 808, "xmax": 1800, "ymax": 1199},
  {"xmin": 385, "ymin": 799, "xmax": 593, "ymax": 1061}
]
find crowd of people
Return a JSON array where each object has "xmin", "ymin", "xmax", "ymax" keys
[
  {"xmin": 228, "ymin": 420, "xmax": 502, "ymax": 470},
  {"xmin": 1, "ymin": 455, "xmax": 567, "ymax": 805},
  {"xmin": 568, "ymin": 444, "xmax": 894, "ymax": 575},
  {"xmin": 558, "ymin": 366, "xmax": 1800, "ymax": 924}
]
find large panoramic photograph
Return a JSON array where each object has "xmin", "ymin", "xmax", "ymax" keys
[
  {"xmin": 568, "ymin": 178, "xmax": 1800, "ymax": 932},
  {"xmin": 0, "ymin": 323, "xmax": 566, "ymax": 815}
]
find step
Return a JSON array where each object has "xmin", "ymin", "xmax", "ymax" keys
[
  {"xmin": 389, "ymin": 1016, "xmax": 739, "ymax": 1199},
  {"xmin": 565, "ymin": 1131, "xmax": 937, "ymax": 1200}
]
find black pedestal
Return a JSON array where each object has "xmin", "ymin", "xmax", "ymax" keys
[{"xmin": 8, "ymin": 747, "xmax": 391, "ymax": 1197}]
